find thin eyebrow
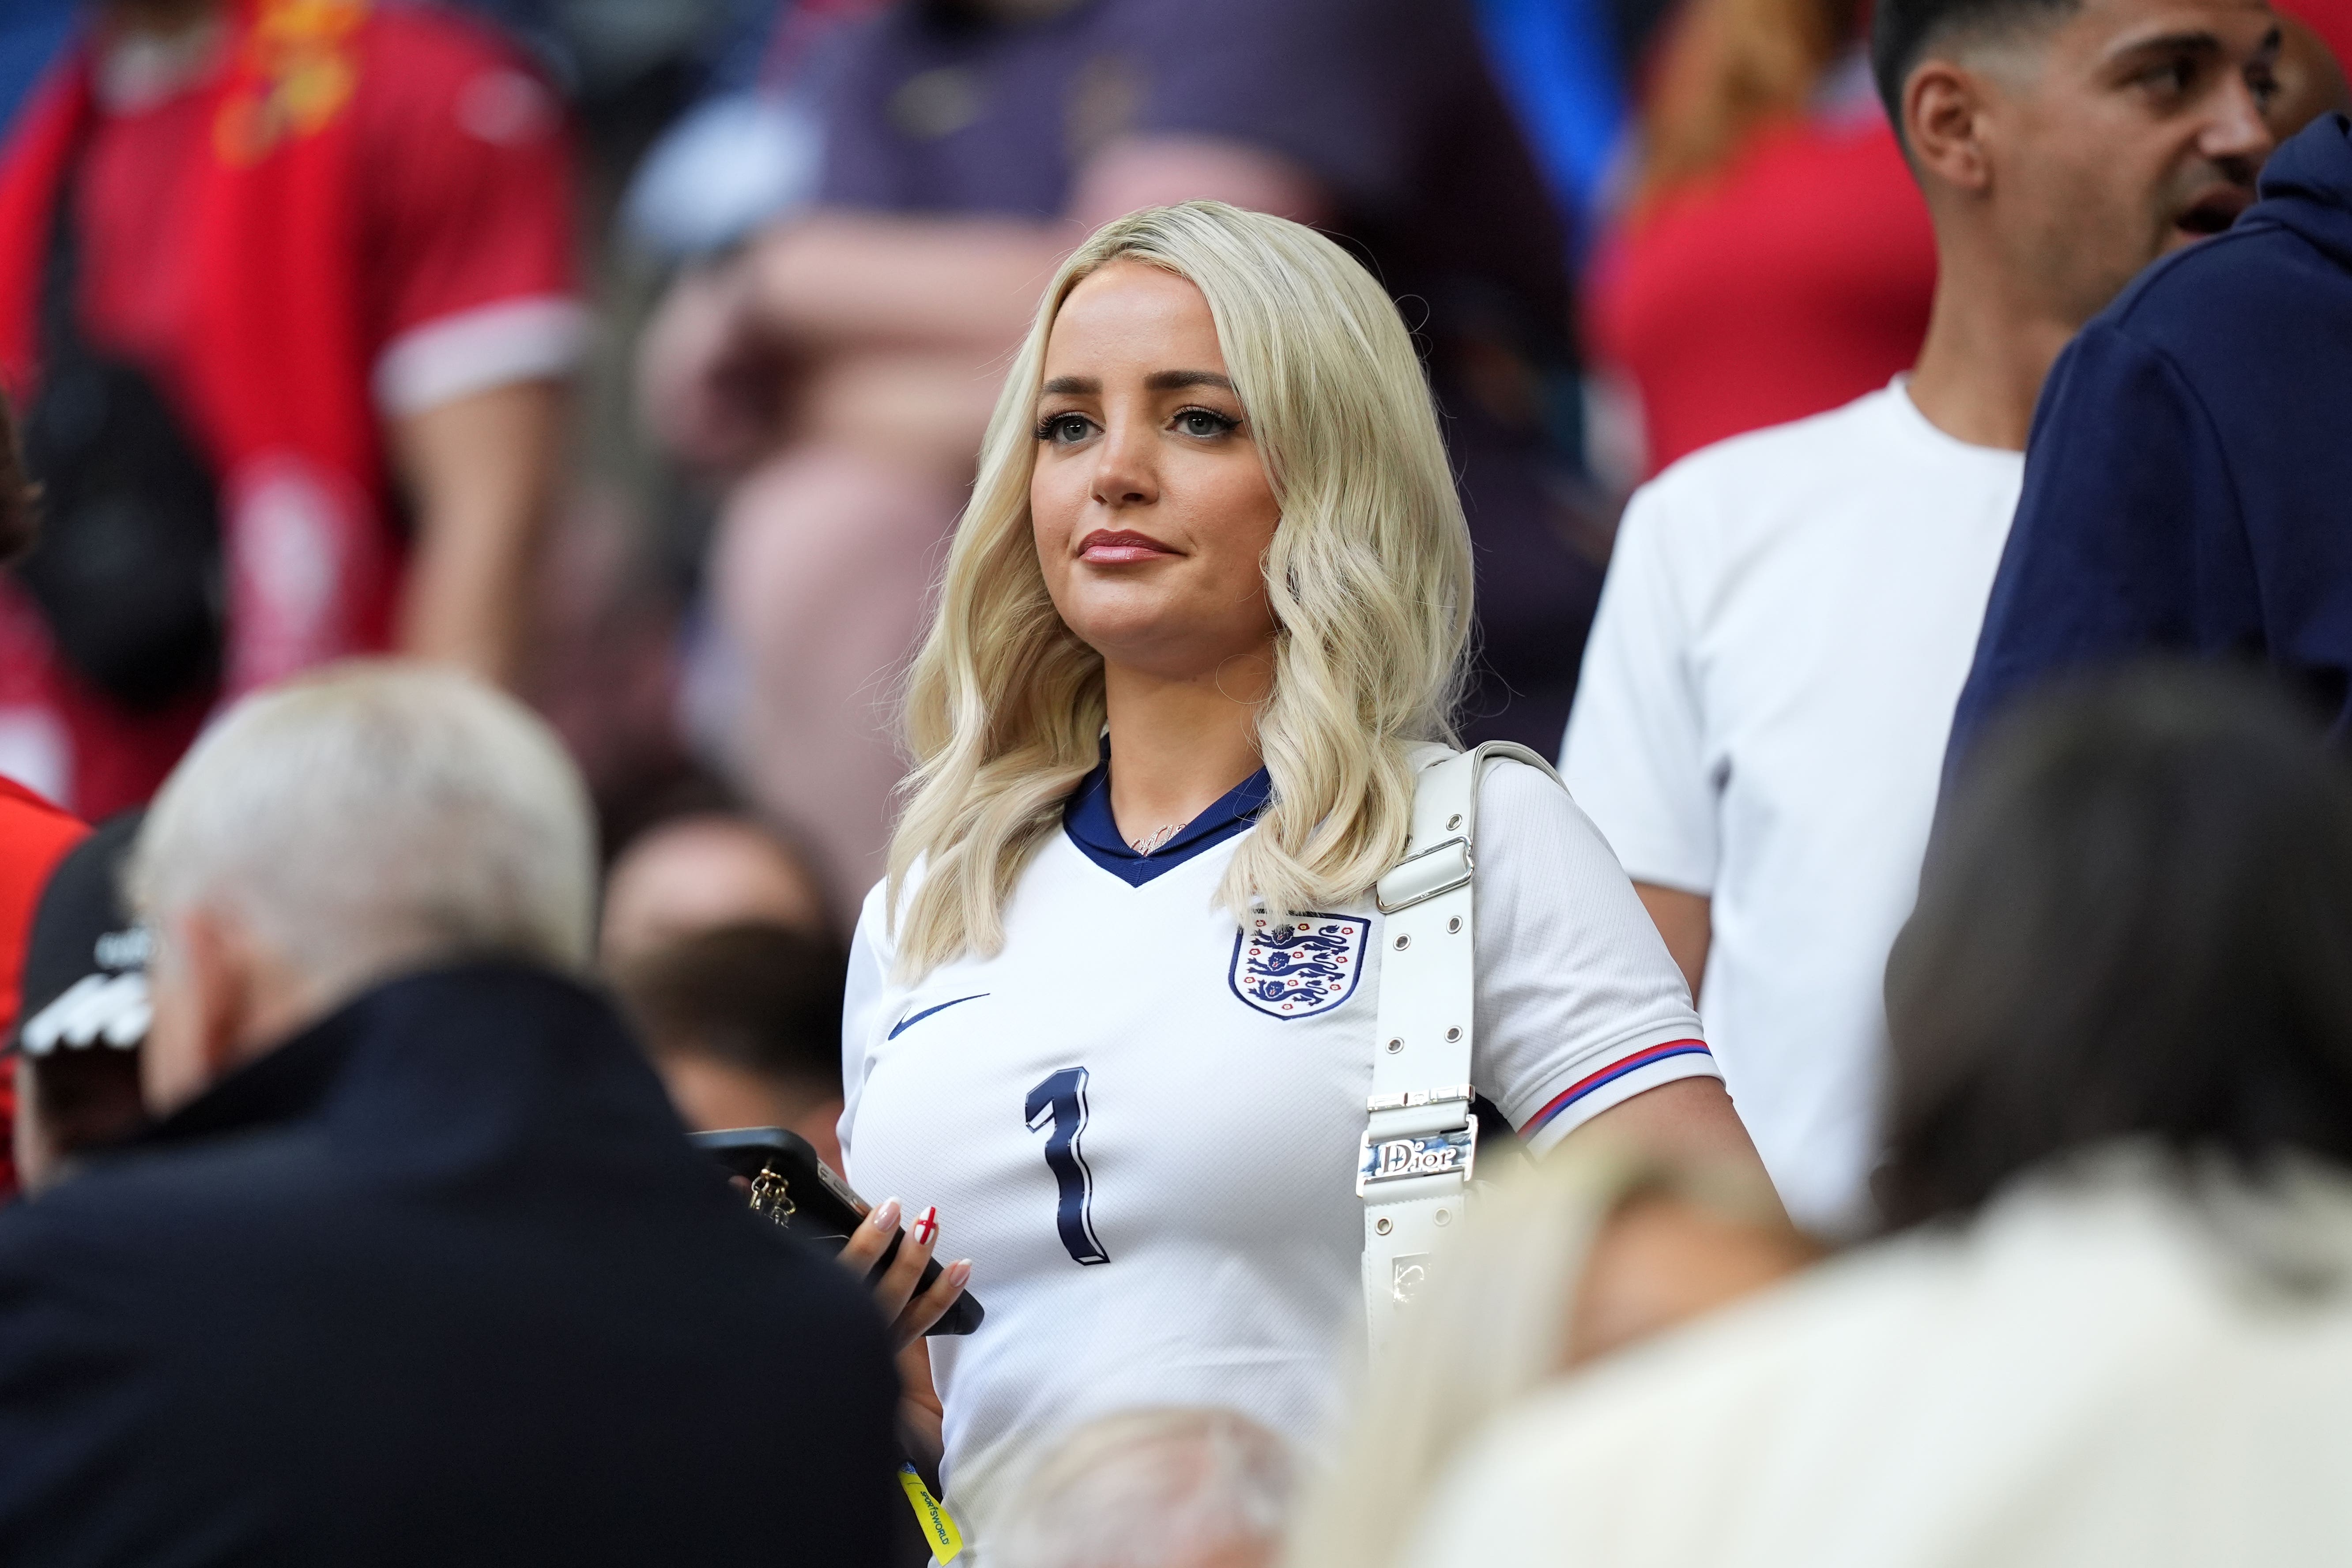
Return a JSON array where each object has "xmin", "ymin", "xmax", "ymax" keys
[
  {"xmin": 1145, "ymin": 370, "xmax": 1235, "ymax": 392},
  {"xmin": 1037, "ymin": 369, "xmax": 1236, "ymax": 400}
]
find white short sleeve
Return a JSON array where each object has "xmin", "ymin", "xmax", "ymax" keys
[
  {"xmin": 1471, "ymin": 760, "xmax": 1716, "ymax": 1154},
  {"xmin": 1560, "ymin": 480, "xmax": 1718, "ymax": 895}
]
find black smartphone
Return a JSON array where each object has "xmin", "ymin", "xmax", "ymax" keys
[{"xmin": 693, "ymin": 1127, "xmax": 984, "ymax": 1337}]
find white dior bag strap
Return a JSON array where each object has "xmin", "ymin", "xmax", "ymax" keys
[{"xmin": 1358, "ymin": 739, "xmax": 1566, "ymax": 1355}]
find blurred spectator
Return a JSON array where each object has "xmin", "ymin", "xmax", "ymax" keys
[
  {"xmin": 640, "ymin": 0, "xmax": 1587, "ymax": 893},
  {"xmin": 1563, "ymin": 0, "xmax": 2277, "ymax": 1230},
  {"xmin": 10, "ymin": 810, "xmax": 147, "ymax": 1193},
  {"xmin": 0, "ymin": 661, "xmax": 901, "ymax": 1564},
  {"xmin": 1583, "ymin": 0, "xmax": 1935, "ymax": 478},
  {"xmin": 459, "ymin": 0, "xmax": 734, "ymax": 102},
  {"xmin": 1285, "ymin": 1144, "xmax": 1807, "ymax": 1568},
  {"xmin": 995, "ymin": 1407, "xmax": 1297, "ymax": 1568},
  {"xmin": 0, "ymin": 0, "xmax": 583, "ymax": 819},
  {"xmin": 621, "ymin": 0, "xmax": 887, "ymax": 260},
  {"xmin": 0, "ymin": 389, "xmax": 87, "ymax": 1199},
  {"xmin": 613, "ymin": 919, "xmax": 848, "ymax": 1168},
  {"xmin": 1951, "ymin": 112, "xmax": 2352, "ymax": 761},
  {"xmin": 523, "ymin": 486, "xmax": 720, "ymax": 852},
  {"xmin": 600, "ymin": 808, "xmax": 831, "ymax": 964},
  {"xmin": 1408, "ymin": 665, "xmax": 2352, "ymax": 1565}
]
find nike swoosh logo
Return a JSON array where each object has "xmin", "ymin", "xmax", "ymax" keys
[{"xmin": 888, "ymin": 993, "xmax": 990, "ymax": 1040}]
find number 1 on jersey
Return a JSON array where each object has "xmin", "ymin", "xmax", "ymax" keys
[{"xmin": 1025, "ymin": 1066, "xmax": 1111, "ymax": 1266}]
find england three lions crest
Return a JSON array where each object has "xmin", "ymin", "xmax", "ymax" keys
[{"xmin": 1228, "ymin": 914, "xmax": 1368, "ymax": 1020}]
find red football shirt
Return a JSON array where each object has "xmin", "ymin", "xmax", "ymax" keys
[
  {"xmin": 1586, "ymin": 112, "xmax": 1938, "ymax": 477},
  {"xmin": 0, "ymin": 2, "xmax": 579, "ymax": 819},
  {"xmin": 71, "ymin": 9, "xmax": 578, "ymax": 421},
  {"xmin": 0, "ymin": 774, "xmax": 89, "ymax": 1199}
]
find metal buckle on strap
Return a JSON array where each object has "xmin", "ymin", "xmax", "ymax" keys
[
  {"xmin": 1376, "ymin": 836, "xmax": 1473, "ymax": 914},
  {"xmin": 1355, "ymin": 1121, "xmax": 1478, "ymax": 1195},
  {"xmin": 1366, "ymin": 1084, "xmax": 1474, "ymax": 1113}
]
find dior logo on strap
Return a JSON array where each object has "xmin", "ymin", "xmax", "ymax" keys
[{"xmin": 1357, "ymin": 1126, "xmax": 1477, "ymax": 1192}]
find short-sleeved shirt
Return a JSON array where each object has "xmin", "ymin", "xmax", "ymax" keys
[
  {"xmin": 71, "ymin": 7, "xmax": 582, "ymax": 422},
  {"xmin": 840, "ymin": 751, "xmax": 1711, "ymax": 1543},
  {"xmin": 816, "ymin": 0, "xmax": 1599, "ymax": 750},
  {"xmin": 1562, "ymin": 385, "xmax": 2021, "ymax": 1232},
  {"xmin": 0, "ymin": 4, "xmax": 581, "ymax": 819}
]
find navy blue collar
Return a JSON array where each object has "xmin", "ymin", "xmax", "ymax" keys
[{"xmin": 1063, "ymin": 743, "xmax": 1272, "ymax": 887}]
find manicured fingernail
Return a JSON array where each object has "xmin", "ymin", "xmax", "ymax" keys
[
  {"xmin": 911, "ymin": 1205, "xmax": 939, "ymax": 1248},
  {"xmin": 871, "ymin": 1197, "xmax": 901, "ymax": 1231},
  {"xmin": 944, "ymin": 1259, "xmax": 972, "ymax": 1289}
]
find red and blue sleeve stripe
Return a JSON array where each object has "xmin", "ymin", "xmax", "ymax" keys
[{"xmin": 1522, "ymin": 1039, "xmax": 1713, "ymax": 1138}]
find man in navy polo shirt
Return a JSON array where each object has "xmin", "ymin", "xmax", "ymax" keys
[{"xmin": 1949, "ymin": 112, "xmax": 2352, "ymax": 761}]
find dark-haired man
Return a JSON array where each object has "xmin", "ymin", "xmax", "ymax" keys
[
  {"xmin": 1949, "ymin": 110, "xmax": 2352, "ymax": 759},
  {"xmin": 614, "ymin": 920, "xmax": 851, "ymax": 1169},
  {"xmin": 1563, "ymin": 0, "xmax": 2279, "ymax": 1230}
]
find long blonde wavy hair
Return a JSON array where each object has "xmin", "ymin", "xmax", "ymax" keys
[{"xmin": 885, "ymin": 201, "xmax": 1473, "ymax": 978}]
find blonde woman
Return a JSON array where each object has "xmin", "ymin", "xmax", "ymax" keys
[{"xmin": 831, "ymin": 200, "xmax": 1770, "ymax": 1545}]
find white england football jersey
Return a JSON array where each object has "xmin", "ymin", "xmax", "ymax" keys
[{"xmin": 841, "ymin": 754, "xmax": 1712, "ymax": 1550}]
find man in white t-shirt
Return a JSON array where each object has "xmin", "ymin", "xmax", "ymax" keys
[{"xmin": 1563, "ymin": 0, "xmax": 2282, "ymax": 1230}]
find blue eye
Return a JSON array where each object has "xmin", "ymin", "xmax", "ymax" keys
[{"xmin": 1036, "ymin": 413, "xmax": 1093, "ymax": 444}]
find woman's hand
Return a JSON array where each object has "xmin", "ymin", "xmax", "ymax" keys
[{"xmin": 837, "ymin": 1197, "xmax": 973, "ymax": 1352}]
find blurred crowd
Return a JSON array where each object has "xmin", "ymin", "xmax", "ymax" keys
[
  {"xmin": 1, "ymin": 0, "xmax": 2352, "ymax": 1563},
  {"xmin": 0, "ymin": 0, "xmax": 2344, "ymax": 897}
]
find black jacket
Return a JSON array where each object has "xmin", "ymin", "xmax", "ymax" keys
[{"xmin": 0, "ymin": 962, "xmax": 900, "ymax": 1566}]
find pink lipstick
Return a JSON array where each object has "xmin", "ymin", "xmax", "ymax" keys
[{"xmin": 1078, "ymin": 529, "xmax": 1180, "ymax": 565}]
